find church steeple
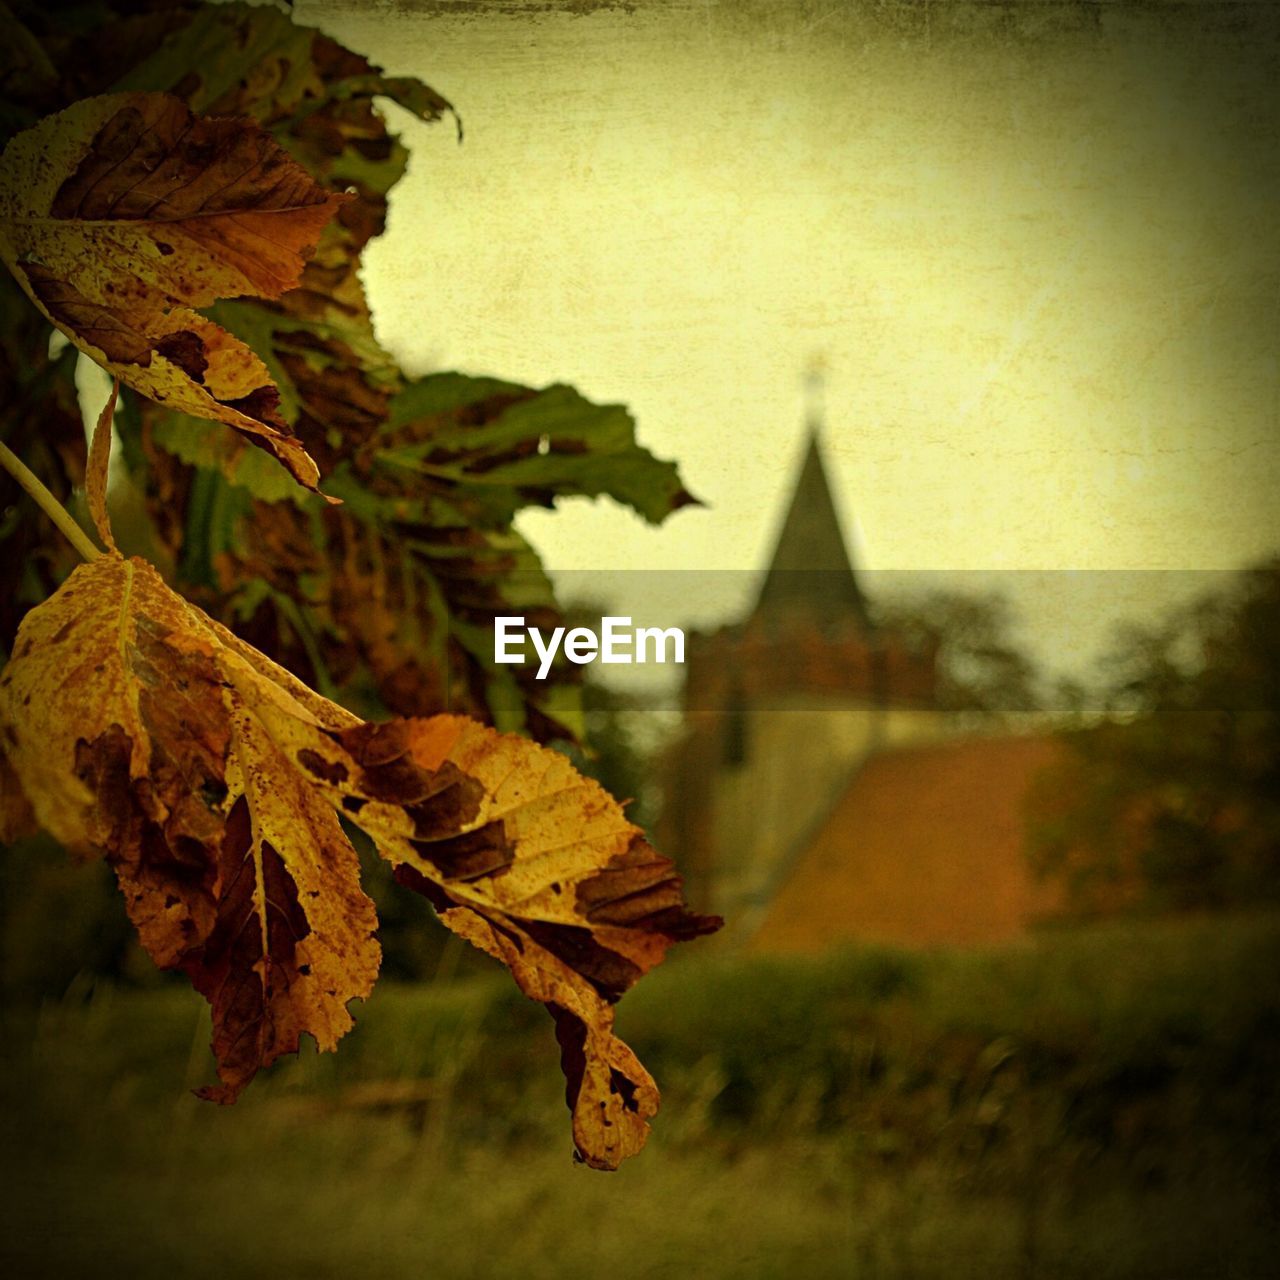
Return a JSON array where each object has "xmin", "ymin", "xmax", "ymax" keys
[{"xmin": 753, "ymin": 364, "xmax": 871, "ymax": 628}]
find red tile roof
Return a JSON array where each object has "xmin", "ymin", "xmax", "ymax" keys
[{"xmin": 748, "ymin": 733, "xmax": 1067, "ymax": 952}]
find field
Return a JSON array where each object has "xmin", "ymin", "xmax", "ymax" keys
[{"xmin": 2, "ymin": 913, "xmax": 1278, "ymax": 1279}]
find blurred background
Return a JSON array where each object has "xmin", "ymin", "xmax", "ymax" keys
[{"xmin": 3, "ymin": 0, "xmax": 1280, "ymax": 1276}]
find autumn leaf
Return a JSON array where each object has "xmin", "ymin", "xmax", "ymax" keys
[
  {"xmin": 0, "ymin": 554, "xmax": 380, "ymax": 1101},
  {"xmin": 0, "ymin": 91, "xmax": 347, "ymax": 494},
  {"xmin": 0, "ymin": 555, "xmax": 719, "ymax": 1163},
  {"xmin": 107, "ymin": 1, "xmax": 455, "ymax": 480},
  {"xmin": 260, "ymin": 715, "xmax": 721, "ymax": 1169},
  {"xmin": 86, "ymin": 380, "xmax": 120, "ymax": 555}
]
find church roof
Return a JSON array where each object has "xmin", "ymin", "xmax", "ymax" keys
[
  {"xmin": 747, "ymin": 733, "xmax": 1067, "ymax": 951},
  {"xmin": 753, "ymin": 429, "xmax": 872, "ymax": 628}
]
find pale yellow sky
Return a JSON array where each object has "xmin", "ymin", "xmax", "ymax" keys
[{"xmin": 299, "ymin": 0, "xmax": 1278, "ymax": 666}]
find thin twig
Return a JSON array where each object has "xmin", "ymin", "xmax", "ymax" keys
[{"xmin": 0, "ymin": 438, "xmax": 101, "ymax": 562}]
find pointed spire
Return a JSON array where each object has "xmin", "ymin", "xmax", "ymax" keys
[{"xmin": 753, "ymin": 363, "xmax": 871, "ymax": 628}]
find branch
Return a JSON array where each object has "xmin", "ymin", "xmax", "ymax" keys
[{"xmin": 0, "ymin": 438, "xmax": 101, "ymax": 563}]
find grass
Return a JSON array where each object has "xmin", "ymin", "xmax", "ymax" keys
[{"xmin": 1, "ymin": 912, "xmax": 1278, "ymax": 1278}]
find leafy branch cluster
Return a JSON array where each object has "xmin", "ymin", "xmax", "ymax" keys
[{"xmin": 0, "ymin": 0, "xmax": 717, "ymax": 1170}]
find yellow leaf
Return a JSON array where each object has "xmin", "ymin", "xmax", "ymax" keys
[
  {"xmin": 279, "ymin": 716, "xmax": 722, "ymax": 1168},
  {"xmin": 0, "ymin": 555, "xmax": 378, "ymax": 1101},
  {"xmin": 0, "ymin": 556, "xmax": 719, "ymax": 1161},
  {"xmin": 0, "ymin": 93, "xmax": 347, "ymax": 496}
]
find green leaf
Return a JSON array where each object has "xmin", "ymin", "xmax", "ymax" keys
[{"xmin": 377, "ymin": 374, "xmax": 697, "ymax": 526}]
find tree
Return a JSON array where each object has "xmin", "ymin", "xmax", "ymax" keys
[
  {"xmin": 1028, "ymin": 560, "xmax": 1280, "ymax": 914},
  {"xmin": 873, "ymin": 587, "xmax": 1043, "ymax": 716},
  {"xmin": 0, "ymin": 0, "xmax": 718, "ymax": 1169}
]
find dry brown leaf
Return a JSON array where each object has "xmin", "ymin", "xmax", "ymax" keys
[
  {"xmin": 0, "ymin": 92, "xmax": 347, "ymax": 495},
  {"xmin": 0, "ymin": 554, "xmax": 379, "ymax": 1101},
  {"xmin": 279, "ymin": 716, "xmax": 722, "ymax": 1168},
  {"xmin": 85, "ymin": 380, "xmax": 119, "ymax": 553},
  {"xmin": 0, "ymin": 556, "xmax": 719, "ymax": 1163}
]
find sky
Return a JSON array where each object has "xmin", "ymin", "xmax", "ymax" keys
[{"xmin": 299, "ymin": 0, "xmax": 1279, "ymax": 676}]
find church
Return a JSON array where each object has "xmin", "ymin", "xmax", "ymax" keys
[{"xmin": 660, "ymin": 389, "xmax": 1066, "ymax": 951}]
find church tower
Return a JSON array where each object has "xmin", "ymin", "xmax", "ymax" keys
[
  {"xmin": 753, "ymin": 367, "xmax": 871, "ymax": 628},
  {"xmin": 663, "ymin": 370, "xmax": 946, "ymax": 933}
]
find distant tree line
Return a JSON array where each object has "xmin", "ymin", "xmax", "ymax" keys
[
  {"xmin": 873, "ymin": 589, "xmax": 1043, "ymax": 715},
  {"xmin": 1030, "ymin": 559, "xmax": 1280, "ymax": 914}
]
